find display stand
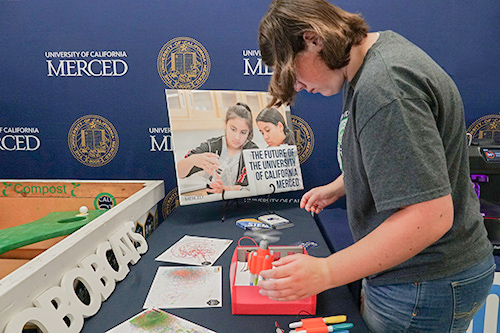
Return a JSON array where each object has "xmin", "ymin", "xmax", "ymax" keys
[
  {"xmin": 219, "ymin": 184, "xmax": 276, "ymax": 222},
  {"xmin": 266, "ymin": 184, "xmax": 276, "ymax": 214},
  {"xmin": 220, "ymin": 189, "xmax": 238, "ymax": 222}
]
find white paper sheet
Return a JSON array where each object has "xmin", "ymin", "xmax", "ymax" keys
[
  {"xmin": 155, "ymin": 235, "xmax": 232, "ymax": 266},
  {"xmin": 105, "ymin": 308, "xmax": 216, "ymax": 332},
  {"xmin": 143, "ymin": 266, "xmax": 222, "ymax": 309}
]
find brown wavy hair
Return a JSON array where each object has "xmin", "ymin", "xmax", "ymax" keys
[{"xmin": 258, "ymin": 0, "xmax": 369, "ymax": 106}]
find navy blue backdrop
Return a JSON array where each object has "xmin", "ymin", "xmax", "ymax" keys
[{"xmin": 1, "ymin": 1, "xmax": 499, "ymax": 210}]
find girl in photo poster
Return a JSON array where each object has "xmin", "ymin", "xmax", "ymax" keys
[
  {"xmin": 256, "ymin": 108, "xmax": 296, "ymax": 147},
  {"xmin": 176, "ymin": 102, "xmax": 258, "ymax": 193}
]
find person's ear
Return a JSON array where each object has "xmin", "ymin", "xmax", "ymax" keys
[
  {"xmin": 303, "ymin": 31, "xmax": 323, "ymax": 51},
  {"xmin": 278, "ymin": 121, "xmax": 284, "ymax": 132}
]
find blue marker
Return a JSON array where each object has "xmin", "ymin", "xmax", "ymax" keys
[
  {"xmin": 290, "ymin": 323, "xmax": 353, "ymax": 333},
  {"xmin": 330, "ymin": 323, "xmax": 354, "ymax": 331}
]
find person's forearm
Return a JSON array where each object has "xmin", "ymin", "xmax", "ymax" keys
[
  {"xmin": 323, "ymin": 194, "xmax": 453, "ymax": 289},
  {"xmin": 327, "ymin": 174, "xmax": 346, "ymax": 197},
  {"xmin": 176, "ymin": 157, "xmax": 195, "ymax": 178}
]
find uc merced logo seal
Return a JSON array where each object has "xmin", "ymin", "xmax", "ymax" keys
[
  {"xmin": 157, "ymin": 37, "xmax": 211, "ymax": 89},
  {"xmin": 68, "ymin": 115, "xmax": 119, "ymax": 167},
  {"xmin": 162, "ymin": 187, "xmax": 180, "ymax": 219},
  {"xmin": 467, "ymin": 113, "xmax": 500, "ymax": 141},
  {"xmin": 291, "ymin": 115, "xmax": 314, "ymax": 164}
]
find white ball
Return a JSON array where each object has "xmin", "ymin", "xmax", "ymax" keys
[{"xmin": 79, "ymin": 206, "xmax": 89, "ymax": 214}]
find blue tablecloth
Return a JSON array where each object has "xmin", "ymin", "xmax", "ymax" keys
[{"xmin": 82, "ymin": 200, "xmax": 368, "ymax": 332}]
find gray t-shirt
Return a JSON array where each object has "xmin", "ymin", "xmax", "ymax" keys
[{"xmin": 339, "ymin": 31, "xmax": 492, "ymax": 286}]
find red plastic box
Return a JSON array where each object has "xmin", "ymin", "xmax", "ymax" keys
[{"xmin": 229, "ymin": 245, "xmax": 317, "ymax": 315}]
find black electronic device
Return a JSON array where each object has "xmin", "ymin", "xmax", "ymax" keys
[
  {"xmin": 469, "ymin": 141, "xmax": 500, "ymax": 203},
  {"xmin": 469, "ymin": 145, "xmax": 500, "ymax": 175},
  {"xmin": 468, "ymin": 140, "xmax": 500, "ymax": 253},
  {"xmin": 482, "ymin": 200, "xmax": 500, "ymax": 255}
]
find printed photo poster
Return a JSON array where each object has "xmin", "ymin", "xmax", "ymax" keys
[
  {"xmin": 166, "ymin": 89, "xmax": 304, "ymax": 205},
  {"xmin": 155, "ymin": 235, "xmax": 233, "ymax": 266},
  {"xmin": 105, "ymin": 308, "xmax": 216, "ymax": 333},
  {"xmin": 143, "ymin": 266, "xmax": 222, "ymax": 309}
]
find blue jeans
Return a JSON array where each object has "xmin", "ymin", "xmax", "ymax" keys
[{"xmin": 361, "ymin": 254, "xmax": 495, "ymax": 333}]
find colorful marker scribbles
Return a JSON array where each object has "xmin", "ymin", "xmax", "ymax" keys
[
  {"xmin": 155, "ymin": 235, "xmax": 232, "ymax": 266},
  {"xmin": 105, "ymin": 308, "xmax": 216, "ymax": 332},
  {"xmin": 143, "ymin": 266, "xmax": 222, "ymax": 309}
]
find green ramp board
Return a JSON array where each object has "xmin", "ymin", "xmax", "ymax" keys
[{"xmin": 0, "ymin": 210, "xmax": 106, "ymax": 255}]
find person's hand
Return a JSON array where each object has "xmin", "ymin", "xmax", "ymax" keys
[
  {"xmin": 257, "ymin": 254, "xmax": 331, "ymax": 301},
  {"xmin": 206, "ymin": 177, "xmax": 241, "ymax": 193},
  {"xmin": 191, "ymin": 153, "xmax": 220, "ymax": 175},
  {"xmin": 207, "ymin": 178, "xmax": 224, "ymax": 193},
  {"xmin": 300, "ymin": 181, "xmax": 344, "ymax": 214}
]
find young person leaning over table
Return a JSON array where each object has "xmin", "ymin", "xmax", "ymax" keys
[{"xmin": 256, "ymin": 0, "xmax": 494, "ymax": 332}]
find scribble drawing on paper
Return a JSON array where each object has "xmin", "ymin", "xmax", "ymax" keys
[
  {"xmin": 106, "ymin": 308, "xmax": 216, "ymax": 332},
  {"xmin": 155, "ymin": 235, "xmax": 232, "ymax": 265},
  {"xmin": 143, "ymin": 266, "xmax": 222, "ymax": 309},
  {"xmin": 171, "ymin": 239, "xmax": 218, "ymax": 263}
]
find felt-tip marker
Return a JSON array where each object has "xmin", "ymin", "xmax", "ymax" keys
[
  {"xmin": 289, "ymin": 323, "xmax": 353, "ymax": 333},
  {"xmin": 249, "ymin": 252, "xmax": 257, "ymax": 285},
  {"xmin": 289, "ymin": 315, "xmax": 347, "ymax": 328}
]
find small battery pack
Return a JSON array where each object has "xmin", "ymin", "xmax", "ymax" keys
[{"xmin": 258, "ymin": 214, "xmax": 294, "ymax": 229}]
